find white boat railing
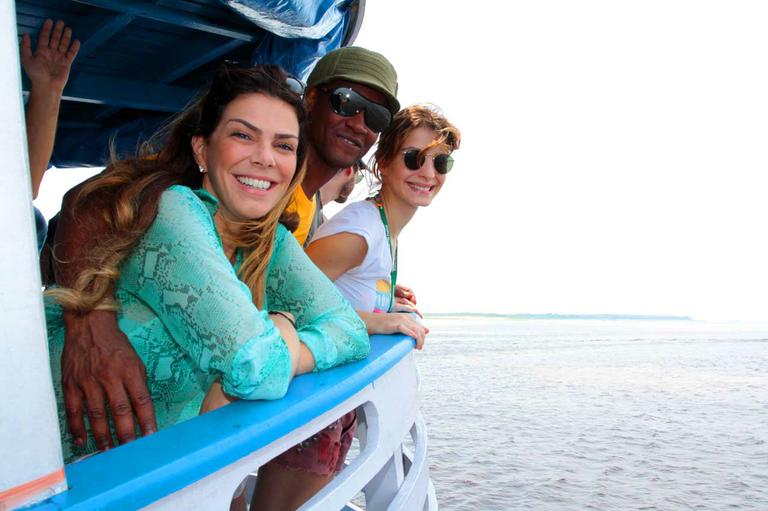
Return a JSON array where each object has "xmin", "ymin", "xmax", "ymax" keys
[{"xmin": 17, "ymin": 335, "xmax": 435, "ymax": 511}]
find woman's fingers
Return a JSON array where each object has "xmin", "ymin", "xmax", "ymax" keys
[
  {"xmin": 394, "ymin": 284, "xmax": 417, "ymax": 304},
  {"xmin": 395, "ymin": 316, "xmax": 427, "ymax": 350},
  {"xmin": 20, "ymin": 32, "xmax": 32, "ymax": 63},
  {"xmin": 67, "ymin": 38, "xmax": 81, "ymax": 61},
  {"xmin": 59, "ymin": 26, "xmax": 72, "ymax": 52},
  {"xmin": 393, "ymin": 297, "xmax": 423, "ymax": 318},
  {"xmin": 36, "ymin": 19, "xmax": 53, "ymax": 49},
  {"xmin": 397, "ymin": 323, "xmax": 416, "ymax": 338},
  {"xmin": 393, "ymin": 297, "xmax": 416, "ymax": 309},
  {"xmin": 413, "ymin": 324, "xmax": 426, "ymax": 350},
  {"xmin": 49, "ymin": 20, "xmax": 64, "ymax": 49}
]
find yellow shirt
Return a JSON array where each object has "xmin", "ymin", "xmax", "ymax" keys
[{"xmin": 285, "ymin": 185, "xmax": 317, "ymax": 246}]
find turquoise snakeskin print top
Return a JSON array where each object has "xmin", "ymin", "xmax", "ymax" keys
[{"xmin": 46, "ymin": 186, "xmax": 369, "ymax": 462}]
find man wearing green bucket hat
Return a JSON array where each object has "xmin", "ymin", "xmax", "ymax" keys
[{"xmin": 285, "ymin": 46, "xmax": 399, "ymax": 247}]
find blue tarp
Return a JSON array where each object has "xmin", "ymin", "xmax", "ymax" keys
[{"xmin": 223, "ymin": 0, "xmax": 352, "ymax": 80}]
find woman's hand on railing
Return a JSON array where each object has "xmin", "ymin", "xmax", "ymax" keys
[
  {"xmin": 357, "ymin": 311, "xmax": 428, "ymax": 350},
  {"xmin": 393, "ymin": 284, "xmax": 422, "ymax": 317},
  {"xmin": 391, "ymin": 297, "xmax": 421, "ymax": 317},
  {"xmin": 394, "ymin": 284, "xmax": 417, "ymax": 304}
]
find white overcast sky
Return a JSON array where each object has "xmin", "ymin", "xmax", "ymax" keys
[
  {"xmin": 37, "ymin": 1, "xmax": 768, "ymax": 321},
  {"xmin": 348, "ymin": 0, "xmax": 768, "ymax": 321}
]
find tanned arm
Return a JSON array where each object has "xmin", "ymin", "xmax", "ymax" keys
[
  {"xmin": 305, "ymin": 233, "xmax": 428, "ymax": 349},
  {"xmin": 53, "ymin": 173, "xmax": 158, "ymax": 450},
  {"xmin": 20, "ymin": 19, "xmax": 79, "ymax": 198},
  {"xmin": 23, "ymin": 19, "xmax": 157, "ymax": 451}
]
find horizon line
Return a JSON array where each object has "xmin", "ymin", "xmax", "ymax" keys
[{"xmin": 422, "ymin": 312, "xmax": 694, "ymax": 321}]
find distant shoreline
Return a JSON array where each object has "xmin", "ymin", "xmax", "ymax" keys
[{"xmin": 423, "ymin": 312, "xmax": 693, "ymax": 321}]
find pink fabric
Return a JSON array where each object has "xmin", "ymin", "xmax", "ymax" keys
[{"xmin": 267, "ymin": 410, "xmax": 357, "ymax": 476}]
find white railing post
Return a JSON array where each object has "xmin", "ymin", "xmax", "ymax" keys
[
  {"xmin": 363, "ymin": 446, "xmax": 405, "ymax": 510},
  {"xmin": 0, "ymin": 3, "xmax": 67, "ymax": 509}
]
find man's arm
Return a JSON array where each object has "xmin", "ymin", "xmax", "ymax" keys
[
  {"xmin": 20, "ymin": 20, "xmax": 156, "ymax": 449},
  {"xmin": 20, "ymin": 19, "xmax": 79, "ymax": 198},
  {"xmin": 53, "ymin": 183, "xmax": 158, "ymax": 450}
]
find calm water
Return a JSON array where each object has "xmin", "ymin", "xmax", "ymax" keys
[{"xmin": 416, "ymin": 318, "xmax": 768, "ymax": 510}]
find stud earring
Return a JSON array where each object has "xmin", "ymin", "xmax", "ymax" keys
[{"xmin": 198, "ymin": 164, "xmax": 206, "ymax": 174}]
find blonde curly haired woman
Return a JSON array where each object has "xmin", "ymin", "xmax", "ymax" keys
[
  {"xmin": 295, "ymin": 105, "xmax": 460, "ymax": 497},
  {"xmin": 307, "ymin": 104, "xmax": 461, "ymax": 344}
]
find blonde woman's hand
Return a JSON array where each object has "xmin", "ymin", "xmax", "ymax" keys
[
  {"xmin": 395, "ymin": 284, "xmax": 417, "ymax": 304},
  {"xmin": 393, "ymin": 284, "xmax": 421, "ymax": 317},
  {"xmin": 359, "ymin": 311, "xmax": 428, "ymax": 350},
  {"xmin": 392, "ymin": 296, "xmax": 421, "ymax": 317}
]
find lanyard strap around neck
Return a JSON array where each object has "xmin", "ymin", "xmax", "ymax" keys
[{"xmin": 373, "ymin": 195, "xmax": 397, "ymax": 312}]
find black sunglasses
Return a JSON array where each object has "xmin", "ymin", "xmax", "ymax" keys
[
  {"xmin": 321, "ymin": 87, "xmax": 392, "ymax": 133},
  {"xmin": 222, "ymin": 60, "xmax": 305, "ymax": 96},
  {"xmin": 402, "ymin": 149, "xmax": 454, "ymax": 175}
]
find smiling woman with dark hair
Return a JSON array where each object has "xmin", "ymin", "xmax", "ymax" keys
[{"xmin": 45, "ymin": 63, "xmax": 369, "ymax": 463}]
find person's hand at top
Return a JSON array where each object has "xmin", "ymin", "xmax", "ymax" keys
[
  {"xmin": 21, "ymin": 19, "xmax": 80, "ymax": 197},
  {"xmin": 20, "ymin": 19, "xmax": 80, "ymax": 93},
  {"xmin": 394, "ymin": 284, "xmax": 421, "ymax": 317}
]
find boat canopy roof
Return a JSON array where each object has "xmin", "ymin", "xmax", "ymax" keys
[{"xmin": 15, "ymin": 0, "xmax": 364, "ymax": 167}]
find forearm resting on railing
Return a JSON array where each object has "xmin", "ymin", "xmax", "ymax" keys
[
  {"xmin": 53, "ymin": 186, "xmax": 159, "ymax": 448},
  {"xmin": 199, "ymin": 312, "xmax": 316, "ymax": 414}
]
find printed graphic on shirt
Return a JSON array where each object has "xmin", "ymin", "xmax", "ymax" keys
[{"xmin": 373, "ymin": 279, "xmax": 391, "ymax": 313}]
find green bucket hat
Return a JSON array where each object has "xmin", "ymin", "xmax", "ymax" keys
[{"xmin": 307, "ymin": 46, "xmax": 399, "ymax": 114}]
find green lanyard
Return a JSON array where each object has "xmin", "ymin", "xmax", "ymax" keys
[{"xmin": 372, "ymin": 195, "xmax": 397, "ymax": 312}]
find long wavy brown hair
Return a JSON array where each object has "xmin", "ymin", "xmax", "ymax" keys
[{"xmin": 49, "ymin": 64, "xmax": 307, "ymax": 311}]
